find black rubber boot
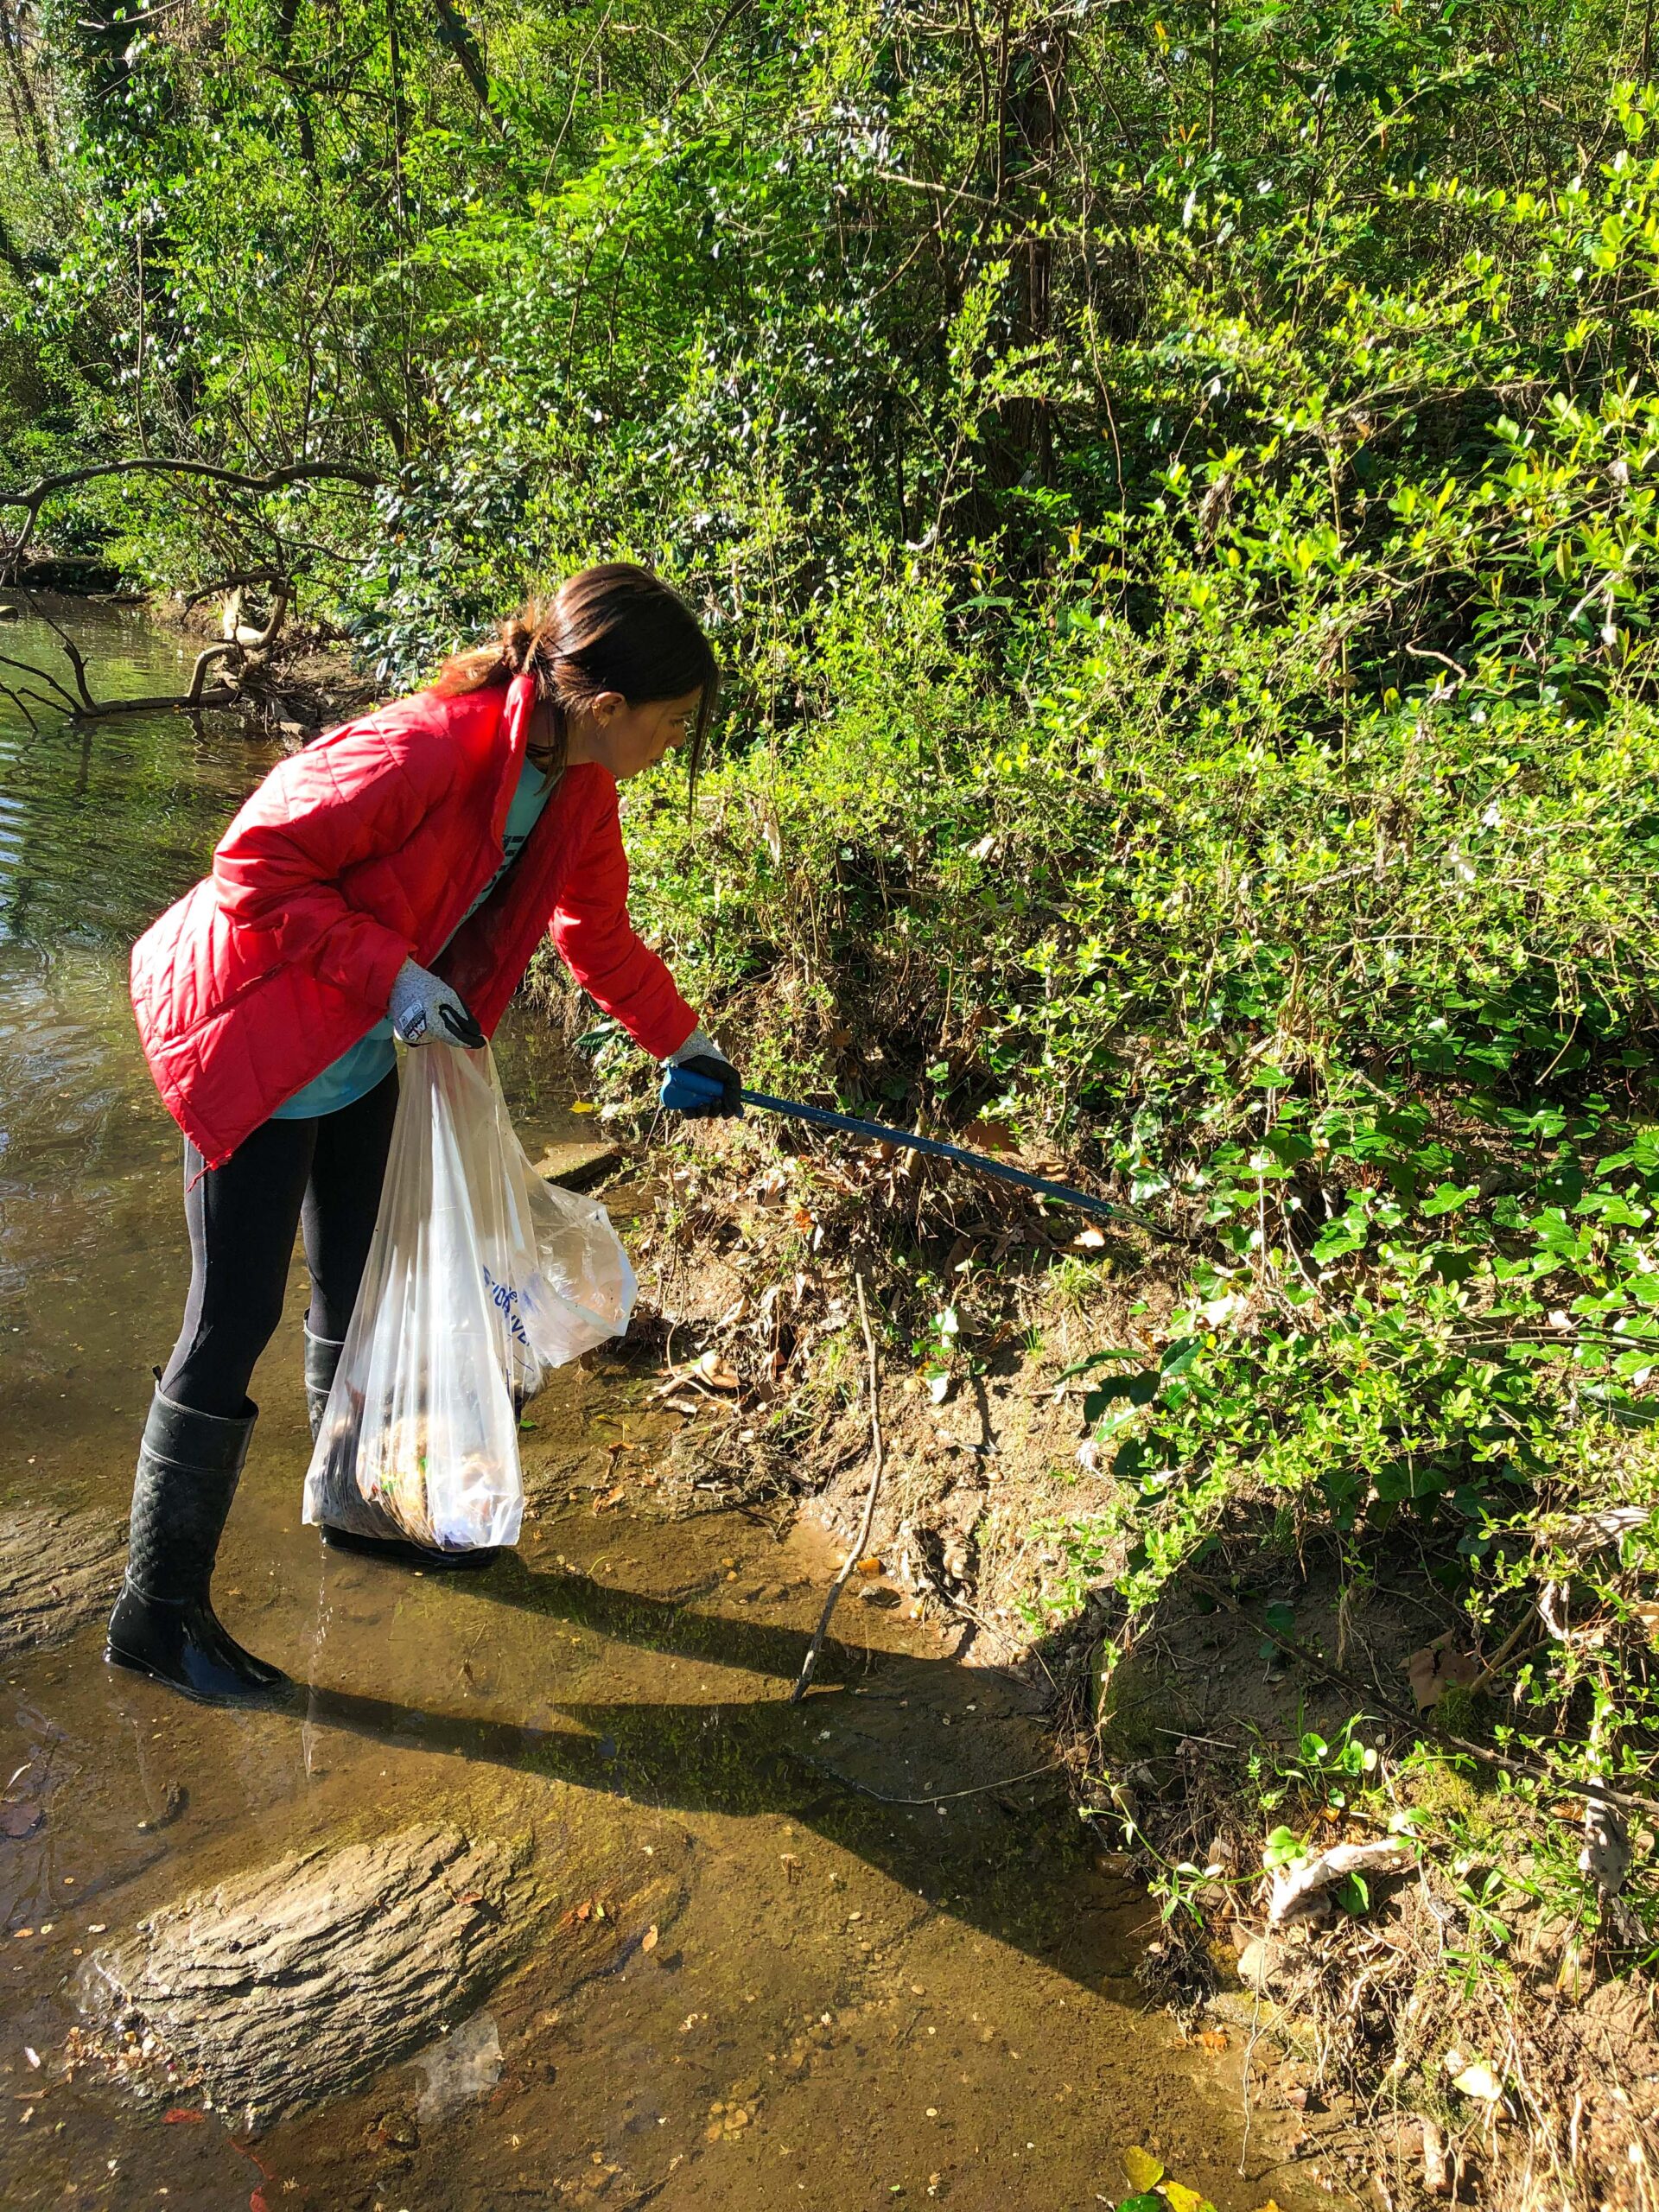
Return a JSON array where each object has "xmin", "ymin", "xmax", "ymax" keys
[
  {"xmin": 303, "ymin": 1325, "xmax": 345, "ymax": 1444},
  {"xmin": 309, "ymin": 1328, "xmax": 500, "ymax": 1573},
  {"xmin": 106, "ymin": 1384, "xmax": 290, "ymax": 1705}
]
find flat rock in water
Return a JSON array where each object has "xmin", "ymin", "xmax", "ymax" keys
[
  {"xmin": 87, "ymin": 1822, "xmax": 534, "ymax": 2125},
  {"xmin": 526, "ymin": 1140, "xmax": 624, "ymax": 1192},
  {"xmin": 0, "ymin": 1503, "xmax": 125, "ymax": 1654}
]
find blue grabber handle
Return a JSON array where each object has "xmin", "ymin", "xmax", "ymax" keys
[
  {"xmin": 660, "ymin": 1062, "xmax": 736, "ymax": 1114},
  {"xmin": 658, "ymin": 1063, "xmax": 1176, "ymax": 1241}
]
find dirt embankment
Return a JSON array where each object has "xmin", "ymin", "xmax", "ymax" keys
[
  {"xmin": 160, "ymin": 592, "xmax": 377, "ymax": 736},
  {"xmin": 578, "ymin": 1110, "xmax": 1659, "ymax": 2212}
]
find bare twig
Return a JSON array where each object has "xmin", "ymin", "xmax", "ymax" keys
[
  {"xmin": 790, "ymin": 1271, "xmax": 886, "ymax": 1704},
  {"xmin": 797, "ymin": 1753, "xmax": 1064, "ymax": 1807},
  {"xmin": 1403, "ymin": 644, "xmax": 1469, "ymax": 681},
  {"xmin": 0, "ymin": 679, "xmax": 40, "ymax": 729},
  {"xmin": 180, "ymin": 566, "xmax": 295, "ymax": 610},
  {"xmin": 674, "ymin": 0, "xmax": 754, "ymax": 96},
  {"xmin": 28, "ymin": 598, "xmax": 96, "ymax": 708},
  {"xmin": 1461, "ymin": 1611, "xmax": 1539, "ymax": 1700},
  {"xmin": 0, "ymin": 649, "xmax": 77, "ymax": 714}
]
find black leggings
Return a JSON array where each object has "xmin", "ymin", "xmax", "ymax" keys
[{"xmin": 161, "ymin": 1071, "xmax": 399, "ymax": 1419}]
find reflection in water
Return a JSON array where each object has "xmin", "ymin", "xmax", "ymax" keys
[{"xmin": 0, "ymin": 611, "xmax": 1319, "ymax": 2212}]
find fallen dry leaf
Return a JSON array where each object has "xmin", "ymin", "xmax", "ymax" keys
[
  {"xmin": 1406, "ymin": 1631, "xmax": 1481, "ymax": 1711},
  {"xmin": 856, "ymin": 1556, "xmax": 883, "ymax": 1575},
  {"xmin": 1071, "ymin": 1227, "xmax": 1107, "ymax": 1249},
  {"xmin": 1194, "ymin": 2028, "xmax": 1230, "ymax": 2051},
  {"xmin": 1580, "ymin": 1791, "xmax": 1630, "ymax": 1903},
  {"xmin": 162, "ymin": 2108, "xmax": 206, "ymax": 2125},
  {"xmin": 1447, "ymin": 2055, "xmax": 1503, "ymax": 2103},
  {"xmin": 963, "ymin": 1117, "xmax": 1016, "ymax": 1152},
  {"xmin": 592, "ymin": 1487, "xmax": 626, "ymax": 1514},
  {"xmin": 695, "ymin": 1350, "xmax": 741, "ymax": 1391},
  {"xmin": 1164, "ymin": 2183, "xmax": 1217, "ymax": 2212},
  {"xmin": 640, "ymin": 1925, "xmax": 659, "ymax": 1954}
]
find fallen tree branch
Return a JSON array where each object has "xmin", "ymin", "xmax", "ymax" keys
[
  {"xmin": 0, "ymin": 647, "xmax": 78, "ymax": 715},
  {"xmin": 0, "ymin": 604, "xmax": 251, "ymax": 722},
  {"xmin": 65, "ymin": 642, "xmax": 246, "ymax": 720},
  {"xmin": 791, "ymin": 1271, "xmax": 886, "ymax": 1704}
]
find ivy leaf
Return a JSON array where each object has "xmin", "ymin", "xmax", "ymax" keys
[
  {"xmin": 1420, "ymin": 1181, "xmax": 1480, "ymax": 1216},
  {"xmin": 1259, "ymin": 1599, "xmax": 1295, "ymax": 1658},
  {"xmin": 1122, "ymin": 2147, "xmax": 1165, "ymax": 2192}
]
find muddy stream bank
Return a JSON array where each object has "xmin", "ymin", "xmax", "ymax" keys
[{"xmin": 0, "ymin": 605, "xmax": 1327, "ymax": 2210}]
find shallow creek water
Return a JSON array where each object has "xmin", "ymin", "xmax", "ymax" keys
[{"xmin": 0, "ymin": 606, "xmax": 1325, "ymax": 2211}]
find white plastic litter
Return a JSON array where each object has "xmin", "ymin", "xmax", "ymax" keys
[
  {"xmin": 412, "ymin": 2009, "xmax": 502, "ymax": 2121},
  {"xmin": 302, "ymin": 1044, "xmax": 636, "ymax": 1552}
]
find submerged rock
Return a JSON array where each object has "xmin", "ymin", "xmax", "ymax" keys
[
  {"xmin": 0, "ymin": 1503, "xmax": 126, "ymax": 1654},
  {"xmin": 85, "ymin": 1822, "xmax": 534, "ymax": 2126}
]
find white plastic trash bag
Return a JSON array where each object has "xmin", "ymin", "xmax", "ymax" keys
[
  {"xmin": 303, "ymin": 1044, "xmax": 636, "ymax": 1553},
  {"xmin": 478, "ymin": 1050, "xmax": 637, "ymax": 1378}
]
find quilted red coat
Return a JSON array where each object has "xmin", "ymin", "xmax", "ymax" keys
[{"xmin": 130, "ymin": 672, "xmax": 697, "ymax": 1166}]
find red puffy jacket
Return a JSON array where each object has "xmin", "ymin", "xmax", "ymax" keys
[{"xmin": 130, "ymin": 672, "xmax": 697, "ymax": 1166}]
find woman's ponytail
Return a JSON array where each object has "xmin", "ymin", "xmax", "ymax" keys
[{"xmin": 432, "ymin": 564, "xmax": 719, "ymax": 782}]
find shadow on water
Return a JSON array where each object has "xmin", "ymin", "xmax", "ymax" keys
[{"xmin": 301, "ymin": 1571, "xmax": 1077, "ymax": 1923}]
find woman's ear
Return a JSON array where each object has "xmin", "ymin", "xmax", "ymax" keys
[{"xmin": 589, "ymin": 689, "xmax": 627, "ymax": 725}]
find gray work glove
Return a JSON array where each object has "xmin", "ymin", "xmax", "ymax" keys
[{"xmin": 387, "ymin": 957, "xmax": 485, "ymax": 1049}]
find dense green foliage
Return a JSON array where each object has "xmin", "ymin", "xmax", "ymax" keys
[{"xmin": 4, "ymin": 0, "xmax": 1658, "ymax": 1961}]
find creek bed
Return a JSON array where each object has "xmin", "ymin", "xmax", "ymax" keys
[{"xmin": 0, "ymin": 604, "xmax": 1324, "ymax": 2209}]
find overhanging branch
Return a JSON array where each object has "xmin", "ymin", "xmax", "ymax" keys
[{"xmin": 0, "ymin": 455, "xmax": 378, "ymax": 569}]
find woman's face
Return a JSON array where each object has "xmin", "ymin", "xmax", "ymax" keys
[{"xmin": 563, "ymin": 688, "xmax": 702, "ymax": 780}]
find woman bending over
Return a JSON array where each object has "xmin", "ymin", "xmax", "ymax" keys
[{"xmin": 119, "ymin": 563, "xmax": 740, "ymax": 1703}]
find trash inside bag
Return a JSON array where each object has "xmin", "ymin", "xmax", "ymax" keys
[
  {"xmin": 477, "ymin": 1049, "xmax": 636, "ymax": 1383},
  {"xmin": 303, "ymin": 1044, "xmax": 636, "ymax": 1553}
]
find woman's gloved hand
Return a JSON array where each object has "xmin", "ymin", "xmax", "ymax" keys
[
  {"xmin": 387, "ymin": 957, "xmax": 485, "ymax": 1049},
  {"xmin": 659, "ymin": 1027, "xmax": 743, "ymax": 1117}
]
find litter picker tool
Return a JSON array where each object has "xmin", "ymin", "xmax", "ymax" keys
[{"xmin": 658, "ymin": 1065, "xmax": 1177, "ymax": 1242}]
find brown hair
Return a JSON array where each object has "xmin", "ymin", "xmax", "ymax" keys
[{"xmin": 433, "ymin": 562, "xmax": 720, "ymax": 781}]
